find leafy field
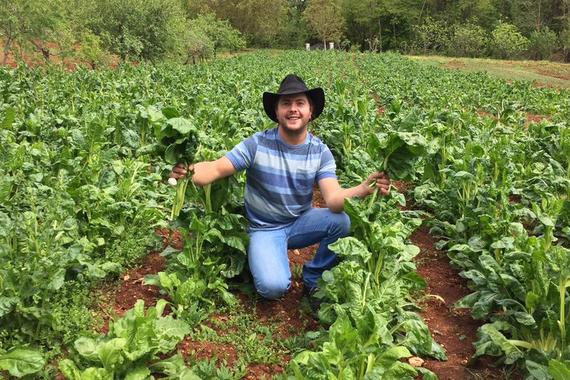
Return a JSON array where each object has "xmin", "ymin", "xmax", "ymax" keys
[{"xmin": 0, "ymin": 51, "xmax": 569, "ymax": 379}]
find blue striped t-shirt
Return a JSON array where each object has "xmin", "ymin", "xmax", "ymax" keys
[{"xmin": 226, "ymin": 127, "xmax": 336, "ymax": 230}]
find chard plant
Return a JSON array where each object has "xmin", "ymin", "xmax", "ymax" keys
[
  {"xmin": 365, "ymin": 129, "xmax": 428, "ymax": 207},
  {"xmin": 59, "ymin": 299, "xmax": 195, "ymax": 379},
  {"xmin": 154, "ymin": 113, "xmax": 200, "ymax": 220}
]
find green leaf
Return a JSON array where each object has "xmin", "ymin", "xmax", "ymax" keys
[
  {"xmin": 0, "ymin": 296, "xmax": 19, "ymax": 317},
  {"xmin": 329, "ymin": 237, "xmax": 371, "ymax": 263},
  {"xmin": 549, "ymin": 359, "xmax": 570, "ymax": 380},
  {"xmin": 59, "ymin": 359, "xmax": 82, "ymax": 380},
  {"xmin": 97, "ymin": 338, "xmax": 127, "ymax": 372},
  {"xmin": 1, "ymin": 107, "xmax": 15, "ymax": 129},
  {"xmin": 382, "ymin": 360, "xmax": 417, "ymax": 379},
  {"xmin": 477, "ymin": 323, "xmax": 525, "ymax": 364},
  {"xmin": 377, "ymin": 346, "xmax": 411, "ymax": 368},
  {"xmin": 155, "ymin": 317, "xmax": 192, "ymax": 351},
  {"xmin": 167, "ymin": 117, "xmax": 196, "ymax": 135},
  {"xmin": 75, "ymin": 337, "xmax": 100, "ymax": 360},
  {"xmin": 124, "ymin": 366, "xmax": 151, "ymax": 380},
  {"xmin": 0, "ymin": 348, "xmax": 45, "ymax": 377},
  {"xmin": 81, "ymin": 367, "xmax": 113, "ymax": 379},
  {"xmin": 151, "ymin": 354, "xmax": 201, "ymax": 379},
  {"xmin": 526, "ymin": 360, "xmax": 551, "ymax": 380},
  {"xmin": 47, "ymin": 268, "xmax": 66, "ymax": 290},
  {"xmin": 417, "ymin": 367, "xmax": 438, "ymax": 380},
  {"xmin": 513, "ymin": 311, "xmax": 536, "ymax": 326}
]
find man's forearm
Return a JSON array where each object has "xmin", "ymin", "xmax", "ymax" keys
[
  {"xmin": 191, "ymin": 156, "xmax": 237, "ymax": 187},
  {"xmin": 327, "ymin": 184, "xmax": 368, "ymax": 213},
  {"xmin": 191, "ymin": 161, "xmax": 221, "ymax": 186}
]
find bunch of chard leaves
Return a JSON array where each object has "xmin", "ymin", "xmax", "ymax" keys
[
  {"xmin": 153, "ymin": 108, "xmax": 200, "ymax": 220},
  {"xmin": 58, "ymin": 299, "xmax": 196, "ymax": 379}
]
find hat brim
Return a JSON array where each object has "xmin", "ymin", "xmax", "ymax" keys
[{"xmin": 263, "ymin": 88, "xmax": 325, "ymax": 123}]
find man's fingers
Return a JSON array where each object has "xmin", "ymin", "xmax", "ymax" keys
[{"xmin": 376, "ymin": 178, "xmax": 390, "ymax": 185}]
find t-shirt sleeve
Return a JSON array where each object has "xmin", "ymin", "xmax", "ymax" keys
[
  {"xmin": 316, "ymin": 145, "xmax": 337, "ymax": 181},
  {"xmin": 225, "ymin": 135, "xmax": 258, "ymax": 171}
]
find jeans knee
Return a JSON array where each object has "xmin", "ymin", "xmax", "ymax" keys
[
  {"xmin": 255, "ymin": 277, "xmax": 290, "ymax": 300},
  {"xmin": 331, "ymin": 211, "xmax": 351, "ymax": 237}
]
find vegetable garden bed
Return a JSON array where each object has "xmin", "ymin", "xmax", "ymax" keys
[{"xmin": 1, "ymin": 50, "xmax": 568, "ymax": 379}]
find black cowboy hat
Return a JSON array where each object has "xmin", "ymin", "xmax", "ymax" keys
[{"xmin": 263, "ymin": 74, "xmax": 325, "ymax": 123}]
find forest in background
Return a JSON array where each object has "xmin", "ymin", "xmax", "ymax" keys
[{"xmin": 1, "ymin": 0, "xmax": 570, "ymax": 68}]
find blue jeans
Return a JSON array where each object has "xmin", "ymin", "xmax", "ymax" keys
[{"xmin": 248, "ymin": 208, "xmax": 351, "ymax": 299}]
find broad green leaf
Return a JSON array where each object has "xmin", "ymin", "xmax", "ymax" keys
[
  {"xmin": 81, "ymin": 367, "xmax": 113, "ymax": 379},
  {"xmin": 417, "ymin": 367, "xmax": 438, "ymax": 380},
  {"xmin": 477, "ymin": 323, "xmax": 525, "ymax": 364},
  {"xmin": 1, "ymin": 107, "xmax": 15, "ymax": 129},
  {"xmin": 513, "ymin": 312, "xmax": 536, "ymax": 326},
  {"xmin": 97, "ymin": 338, "xmax": 127, "ymax": 372},
  {"xmin": 47, "ymin": 268, "xmax": 66, "ymax": 290},
  {"xmin": 167, "ymin": 117, "xmax": 196, "ymax": 135},
  {"xmin": 124, "ymin": 366, "xmax": 151, "ymax": 380},
  {"xmin": 0, "ymin": 348, "xmax": 45, "ymax": 377},
  {"xmin": 382, "ymin": 360, "xmax": 417, "ymax": 379},
  {"xmin": 152, "ymin": 354, "xmax": 202, "ymax": 379},
  {"xmin": 59, "ymin": 359, "xmax": 82, "ymax": 380},
  {"xmin": 155, "ymin": 317, "xmax": 191, "ymax": 350},
  {"xmin": 526, "ymin": 360, "xmax": 551, "ymax": 380},
  {"xmin": 329, "ymin": 237, "xmax": 371, "ymax": 262},
  {"xmin": 0, "ymin": 296, "xmax": 19, "ymax": 317},
  {"xmin": 377, "ymin": 346, "xmax": 411, "ymax": 368},
  {"xmin": 75, "ymin": 337, "xmax": 100, "ymax": 360},
  {"xmin": 549, "ymin": 359, "xmax": 570, "ymax": 380}
]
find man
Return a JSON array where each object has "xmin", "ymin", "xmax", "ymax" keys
[{"xmin": 171, "ymin": 74, "xmax": 389, "ymax": 305}]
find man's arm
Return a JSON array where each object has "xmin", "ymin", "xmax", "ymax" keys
[
  {"xmin": 170, "ymin": 156, "xmax": 237, "ymax": 187},
  {"xmin": 318, "ymin": 172, "xmax": 390, "ymax": 213}
]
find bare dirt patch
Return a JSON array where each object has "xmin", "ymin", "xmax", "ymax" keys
[
  {"xmin": 179, "ymin": 338, "xmax": 239, "ymax": 367},
  {"xmin": 371, "ymin": 93, "xmax": 386, "ymax": 116},
  {"xmin": 535, "ymin": 67, "xmax": 570, "ymax": 81},
  {"xmin": 443, "ymin": 59, "xmax": 466, "ymax": 69},
  {"xmin": 524, "ymin": 113, "xmax": 550, "ymax": 127},
  {"xmin": 244, "ymin": 363, "xmax": 287, "ymax": 380},
  {"xmin": 476, "ymin": 109, "xmax": 496, "ymax": 120}
]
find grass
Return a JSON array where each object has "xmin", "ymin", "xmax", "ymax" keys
[{"xmin": 408, "ymin": 55, "xmax": 570, "ymax": 89}]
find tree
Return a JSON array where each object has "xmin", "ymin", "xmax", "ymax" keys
[
  {"xmin": 491, "ymin": 21, "xmax": 530, "ymax": 59},
  {"xmin": 450, "ymin": 23, "xmax": 489, "ymax": 57},
  {"xmin": 0, "ymin": 0, "xmax": 59, "ymax": 64},
  {"xmin": 89, "ymin": 0, "xmax": 188, "ymax": 61},
  {"xmin": 275, "ymin": 4, "xmax": 311, "ymax": 48},
  {"xmin": 186, "ymin": 0, "xmax": 288, "ymax": 47},
  {"xmin": 304, "ymin": 0, "xmax": 345, "ymax": 49},
  {"xmin": 191, "ymin": 13, "xmax": 246, "ymax": 54},
  {"xmin": 339, "ymin": 0, "xmax": 422, "ymax": 52}
]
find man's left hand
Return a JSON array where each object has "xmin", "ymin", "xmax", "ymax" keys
[{"xmin": 359, "ymin": 172, "xmax": 390, "ymax": 197}]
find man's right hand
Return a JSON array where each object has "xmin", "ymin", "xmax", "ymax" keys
[
  {"xmin": 170, "ymin": 162, "xmax": 192, "ymax": 180},
  {"xmin": 170, "ymin": 157, "xmax": 236, "ymax": 187}
]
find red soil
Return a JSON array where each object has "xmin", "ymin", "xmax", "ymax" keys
[
  {"xmin": 535, "ymin": 67, "xmax": 570, "ymax": 81},
  {"xmin": 524, "ymin": 113, "xmax": 550, "ymax": 127},
  {"xmin": 179, "ymin": 338, "xmax": 239, "ymax": 367}
]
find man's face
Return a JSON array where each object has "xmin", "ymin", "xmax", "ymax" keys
[{"xmin": 275, "ymin": 93, "xmax": 313, "ymax": 133}]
